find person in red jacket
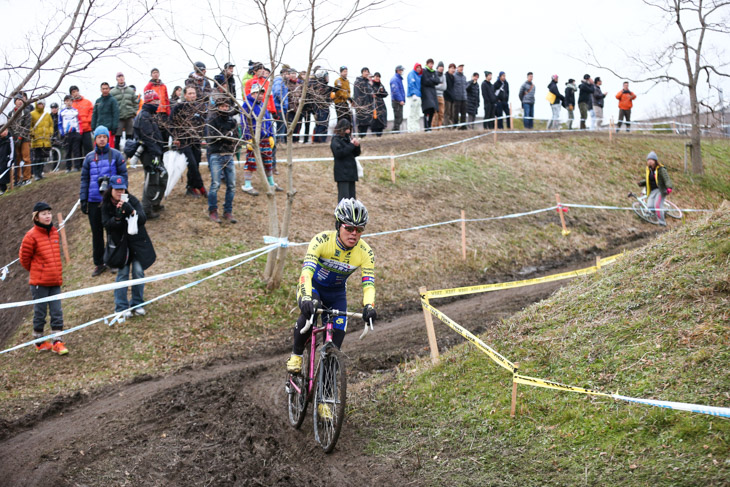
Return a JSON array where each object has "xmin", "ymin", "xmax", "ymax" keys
[
  {"xmin": 19, "ymin": 202, "xmax": 68, "ymax": 355},
  {"xmin": 615, "ymin": 81, "xmax": 637, "ymax": 132},
  {"xmin": 70, "ymin": 85, "xmax": 94, "ymax": 155},
  {"xmin": 244, "ymin": 63, "xmax": 277, "ymax": 114},
  {"xmin": 144, "ymin": 68, "xmax": 171, "ymax": 116}
]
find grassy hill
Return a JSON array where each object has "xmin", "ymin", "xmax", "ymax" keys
[
  {"xmin": 352, "ymin": 202, "xmax": 730, "ymax": 486},
  {"xmin": 0, "ymin": 133, "xmax": 728, "ymax": 419}
]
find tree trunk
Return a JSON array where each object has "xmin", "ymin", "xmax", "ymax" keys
[
  {"xmin": 688, "ymin": 87, "xmax": 704, "ymax": 175},
  {"xmin": 255, "ymin": 139, "xmax": 280, "ymax": 281},
  {"xmin": 266, "ymin": 131, "xmax": 297, "ymax": 290}
]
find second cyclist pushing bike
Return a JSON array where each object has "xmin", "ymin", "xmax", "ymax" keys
[
  {"xmin": 637, "ymin": 151, "xmax": 673, "ymax": 226},
  {"xmin": 286, "ymin": 198, "xmax": 378, "ymax": 374}
]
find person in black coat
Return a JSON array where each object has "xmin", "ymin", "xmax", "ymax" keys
[
  {"xmin": 466, "ymin": 72, "xmax": 481, "ymax": 129},
  {"xmin": 481, "ymin": 71, "xmax": 496, "ymax": 129},
  {"xmin": 420, "ymin": 59, "xmax": 439, "ymax": 131},
  {"xmin": 370, "ymin": 73, "xmax": 389, "ymax": 137},
  {"xmin": 353, "ymin": 67, "xmax": 374, "ymax": 137},
  {"xmin": 134, "ymin": 90, "xmax": 168, "ymax": 218},
  {"xmin": 577, "ymin": 74, "xmax": 594, "ymax": 130},
  {"xmin": 101, "ymin": 175, "xmax": 156, "ymax": 319},
  {"xmin": 331, "ymin": 119, "xmax": 361, "ymax": 203},
  {"xmin": 564, "ymin": 79, "xmax": 577, "ymax": 129},
  {"xmin": 493, "ymin": 71, "xmax": 510, "ymax": 129}
]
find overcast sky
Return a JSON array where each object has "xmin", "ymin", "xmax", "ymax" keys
[{"xmin": 3, "ymin": 0, "xmax": 728, "ymax": 122}]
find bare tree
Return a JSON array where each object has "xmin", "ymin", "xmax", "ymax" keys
[
  {"xmin": 160, "ymin": 0, "xmax": 389, "ymax": 290},
  {"xmin": 0, "ymin": 0, "xmax": 157, "ymax": 133},
  {"xmin": 585, "ymin": 0, "xmax": 730, "ymax": 175}
]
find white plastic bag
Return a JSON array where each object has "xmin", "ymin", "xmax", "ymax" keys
[
  {"xmin": 356, "ymin": 158, "xmax": 364, "ymax": 179},
  {"xmin": 126, "ymin": 212, "xmax": 139, "ymax": 235},
  {"xmin": 163, "ymin": 150, "xmax": 190, "ymax": 197}
]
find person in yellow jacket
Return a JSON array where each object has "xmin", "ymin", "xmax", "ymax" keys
[
  {"xmin": 332, "ymin": 66, "xmax": 352, "ymax": 124},
  {"xmin": 30, "ymin": 100, "xmax": 54, "ymax": 180}
]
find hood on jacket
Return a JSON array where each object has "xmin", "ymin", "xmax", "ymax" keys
[{"xmin": 413, "ymin": 63, "xmax": 423, "ymax": 74}]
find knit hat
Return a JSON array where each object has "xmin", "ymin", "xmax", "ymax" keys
[
  {"xmin": 340, "ymin": 66, "xmax": 348, "ymax": 73},
  {"xmin": 567, "ymin": 78, "xmax": 575, "ymax": 84},
  {"xmin": 594, "ymin": 77, "xmax": 602, "ymax": 83},
  {"xmin": 437, "ymin": 61, "xmax": 444, "ymax": 69},
  {"xmin": 116, "ymin": 72, "xmax": 124, "ymax": 77},
  {"xmin": 110, "ymin": 175, "xmax": 127, "ymax": 189},
  {"xmin": 551, "ymin": 74, "xmax": 558, "ymax": 81},
  {"xmin": 143, "ymin": 90, "xmax": 160, "ymax": 103},
  {"xmin": 33, "ymin": 201, "xmax": 52, "ymax": 213},
  {"xmin": 94, "ymin": 126, "xmax": 110, "ymax": 138},
  {"xmin": 484, "ymin": 71, "xmax": 491, "ymax": 77},
  {"xmin": 583, "ymin": 74, "xmax": 590, "ymax": 80},
  {"xmin": 498, "ymin": 71, "xmax": 505, "ymax": 77},
  {"xmin": 646, "ymin": 151, "xmax": 658, "ymax": 162}
]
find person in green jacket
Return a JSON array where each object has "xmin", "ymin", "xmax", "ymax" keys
[
  {"xmin": 109, "ymin": 73, "xmax": 137, "ymax": 150},
  {"xmin": 638, "ymin": 151, "xmax": 673, "ymax": 226},
  {"xmin": 92, "ymin": 82, "xmax": 120, "ymax": 148}
]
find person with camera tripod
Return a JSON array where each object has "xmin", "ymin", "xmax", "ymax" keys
[
  {"xmin": 79, "ymin": 125, "xmax": 127, "ymax": 277},
  {"xmin": 134, "ymin": 90, "xmax": 169, "ymax": 219}
]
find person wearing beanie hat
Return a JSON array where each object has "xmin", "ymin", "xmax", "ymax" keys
[
  {"xmin": 8, "ymin": 93, "xmax": 32, "ymax": 185},
  {"xmin": 390, "ymin": 65, "xmax": 406, "ymax": 131},
  {"xmin": 80, "ymin": 123, "xmax": 128, "ymax": 277},
  {"xmin": 91, "ymin": 81, "xmax": 120, "ymax": 149},
  {"xmin": 433, "ymin": 61, "xmax": 447, "ymax": 128},
  {"xmin": 466, "ymin": 72, "xmax": 481, "ymax": 129},
  {"xmin": 578, "ymin": 74, "xmax": 594, "ymax": 130},
  {"xmin": 101, "ymin": 170, "xmax": 156, "ymax": 319},
  {"xmin": 407, "ymin": 63, "xmax": 423, "ymax": 132},
  {"xmin": 135, "ymin": 88, "xmax": 168, "ymax": 219},
  {"xmin": 564, "ymin": 78, "xmax": 578, "ymax": 129},
  {"xmin": 19, "ymin": 201, "xmax": 68, "ymax": 354},
  {"xmin": 481, "ymin": 71, "xmax": 496, "ymax": 129},
  {"xmin": 493, "ymin": 71, "xmax": 510, "ymax": 129},
  {"xmin": 637, "ymin": 151, "xmax": 673, "ymax": 225},
  {"xmin": 69, "ymin": 85, "xmax": 95, "ymax": 155}
]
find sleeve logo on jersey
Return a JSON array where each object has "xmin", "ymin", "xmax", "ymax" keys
[{"xmin": 336, "ymin": 317, "xmax": 345, "ymax": 325}]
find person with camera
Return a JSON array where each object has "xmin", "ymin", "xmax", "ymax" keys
[
  {"xmin": 101, "ymin": 175, "xmax": 156, "ymax": 320},
  {"xmin": 134, "ymin": 90, "xmax": 169, "ymax": 219},
  {"xmin": 79, "ymin": 125, "xmax": 128, "ymax": 277}
]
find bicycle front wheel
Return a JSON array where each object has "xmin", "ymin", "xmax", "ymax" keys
[
  {"xmin": 665, "ymin": 200, "xmax": 682, "ymax": 219},
  {"xmin": 632, "ymin": 201, "xmax": 658, "ymax": 224},
  {"xmin": 287, "ymin": 344, "xmax": 311, "ymax": 429},
  {"xmin": 313, "ymin": 347, "xmax": 347, "ymax": 453}
]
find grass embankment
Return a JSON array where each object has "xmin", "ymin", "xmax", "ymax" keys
[
  {"xmin": 1, "ymin": 135, "xmax": 728, "ymax": 419},
  {"xmin": 352, "ymin": 204, "xmax": 730, "ymax": 486}
]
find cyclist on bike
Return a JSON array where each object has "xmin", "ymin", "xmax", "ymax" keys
[
  {"xmin": 638, "ymin": 151, "xmax": 673, "ymax": 226},
  {"xmin": 286, "ymin": 198, "xmax": 377, "ymax": 374}
]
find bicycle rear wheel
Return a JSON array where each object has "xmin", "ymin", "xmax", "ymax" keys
[
  {"xmin": 50, "ymin": 147, "xmax": 62, "ymax": 172},
  {"xmin": 632, "ymin": 201, "xmax": 658, "ymax": 224},
  {"xmin": 313, "ymin": 347, "xmax": 347, "ymax": 453},
  {"xmin": 287, "ymin": 344, "xmax": 311, "ymax": 429},
  {"xmin": 665, "ymin": 200, "xmax": 682, "ymax": 219}
]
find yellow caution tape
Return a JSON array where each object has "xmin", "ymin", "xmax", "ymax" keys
[
  {"xmin": 513, "ymin": 374, "xmax": 611, "ymax": 397},
  {"xmin": 425, "ymin": 253, "xmax": 623, "ymax": 299},
  {"xmin": 420, "ymin": 300, "xmax": 515, "ymax": 372}
]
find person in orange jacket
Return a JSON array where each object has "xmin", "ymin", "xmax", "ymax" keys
[
  {"xmin": 70, "ymin": 85, "xmax": 94, "ymax": 155},
  {"xmin": 144, "ymin": 68, "xmax": 171, "ymax": 116},
  {"xmin": 244, "ymin": 62, "xmax": 277, "ymax": 114},
  {"xmin": 19, "ymin": 201, "xmax": 68, "ymax": 355},
  {"xmin": 615, "ymin": 81, "xmax": 637, "ymax": 132}
]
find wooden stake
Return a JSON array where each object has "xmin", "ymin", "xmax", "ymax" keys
[
  {"xmin": 609, "ymin": 117, "xmax": 614, "ymax": 144},
  {"xmin": 460, "ymin": 210, "xmax": 467, "ymax": 261},
  {"xmin": 57, "ymin": 212, "xmax": 71, "ymax": 264},
  {"xmin": 511, "ymin": 362, "xmax": 520, "ymax": 418},
  {"xmin": 596, "ymin": 255, "xmax": 602, "ymax": 272},
  {"xmin": 419, "ymin": 287, "xmax": 440, "ymax": 364},
  {"xmin": 493, "ymin": 120, "xmax": 498, "ymax": 144},
  {"xmin": 390, "ymin": 154, "xmax": 396, "ymax": 183},
  {"xmin": 555, "ymin": 193, "xmax": 570, "ymax": 236}
]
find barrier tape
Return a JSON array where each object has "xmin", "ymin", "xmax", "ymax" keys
[
  {"xmin": 420, "ymin": 299, "xmax": 515, "ymax": 372},
  {"xmin": 425, "ymin": 254, "xmax": 621, "ymax": 299},
  {"xmin": 0, "ymin": 243, "xmax": 279, "ymax": 309},
  {"xmin": 612, "ymin": 394, "xmax": 730, "ymax": 418},
  {"xmin": 563, "ymin": 203, "xmax": 714, "ymax": 213},
  {"xmin": 513, "ymin": 373, "xmax": 611, "ymax": 397},
  {"xmin": 0, "ymin": 245, "xmax": 277, "ymax": 355}
]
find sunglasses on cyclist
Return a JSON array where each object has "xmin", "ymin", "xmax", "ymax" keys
[{"xmin": 342, "ymin": 225, "xmax": 365, "ymax": 234}]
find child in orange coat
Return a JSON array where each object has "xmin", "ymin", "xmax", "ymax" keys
[{"xmin": 19, "ymin": 202, "xmax": 68, "ymax": 354}]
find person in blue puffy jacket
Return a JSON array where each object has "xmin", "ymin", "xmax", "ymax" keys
[{"xmin": 79, "ymin": 125, "xmax": 128, "ymax": 277}]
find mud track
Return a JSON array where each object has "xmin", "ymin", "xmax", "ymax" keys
[{"xmin": 0, "ymin": 250, "xmax": 645, "ymax": 487}]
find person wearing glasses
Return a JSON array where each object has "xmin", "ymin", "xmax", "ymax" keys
[{"xmin": 286, "ymin": 198, "xmax": 378, "ymax": 374}]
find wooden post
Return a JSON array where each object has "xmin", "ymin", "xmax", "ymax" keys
[
  {"xmin": 509, "ymin": 103, "xmax": 513, "ymax": 130},
  {"xmin": 419, "ymin": 286, "xmax": 440, "ymax": 364},
  {"xmin": 595, "ymin": 255, "xmax": 601, "ymax": 272},
  {"xmin": 609, "ymin": 117, "xmax": 614, "ymax": 143},
  {"xmin": 493, "ymin": 120, "xmax": 498, "ymax": 144},
  {"xmin": 460, "ymin": 210, "xmax": 467, "ymax": 261},
  {"xmin": 511, "ymin": 362, "xmax": 520, "ymax": 418},
  {"xmin": 555, "ymin": 193, "xmax": 570, "ymax": 236},
  {"xmin": 57, "ymin": 212, "xmax": 71, "ymax": 264},
  {"xmin": 390, "ymin": 154, "xmax": 396, "ymax": 183}
]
